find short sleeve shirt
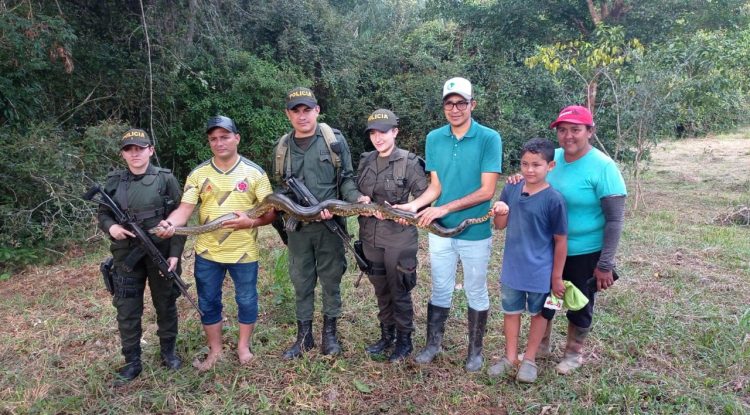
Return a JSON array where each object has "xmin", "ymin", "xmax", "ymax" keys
[
  {"xmin": 425, "ymin": 119, "xmax": 502, "ymax": 240},
  {"xmin": 182, "ymin": 156, "xmax": 273, "ymax": 263},
  {"xmin": 499, "ymin": 182, "xmax": 568, "ymax": 293},
  {"xmin": 546, "ymin": 147, "xmax": 627, "ymax": 256}
]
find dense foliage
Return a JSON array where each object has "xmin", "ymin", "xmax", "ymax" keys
[{"xmin": 1, "ymin": 0, "xmax": 749, "ymax": 269}]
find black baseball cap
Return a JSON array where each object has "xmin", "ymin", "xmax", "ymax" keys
[
  {"xmin": 205, "ymin": 115, "xmax": 239, "ymax": 134},
  {"xmin": 120, "ymin": 128, "xmax": 151, "ymax": 149},
  {"xmin": 365, "ymin": 109, "xmax": 399, "ymax": 133},
  {"xmin": 286, "ymin": 87, "xmax": 318, "ymax": 109}
]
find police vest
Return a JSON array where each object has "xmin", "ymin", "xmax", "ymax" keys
[
  {"xmin": 274, "ymin": 123, "xmax": 341, "ymax": 182},
  {"xmin": 357, "ymin": 148, "xmax": 422, "ymax": 203},
  {"xmin": 107, "ymin": 167, "xmax": 177, "ymax": 224}
]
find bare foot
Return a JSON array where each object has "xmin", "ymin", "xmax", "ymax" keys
[
  {"xmin": 192, "ymin": 351, "xmax": 222, "ymax": 372},
  {"xmin": 237, "ymin": 346, "xmax": 254, "ymax": 365}
]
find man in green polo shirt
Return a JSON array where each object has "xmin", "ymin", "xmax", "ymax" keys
[{"xmin": 395, "ymin": 77, "xmax": 502, "ymax": 372}]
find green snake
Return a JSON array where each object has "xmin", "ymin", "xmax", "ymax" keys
[{"xmin": 149, "ymin": 193, "xmax": 493, "ymax": 238}]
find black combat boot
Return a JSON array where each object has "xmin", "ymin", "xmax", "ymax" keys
[
  {"xmin": 115, "ymin": 346, "xmax": 142, "ymax": 383},
  {"xmin": 282, "ymin": 320, "xmax": 315, "ymax": 360},
  {"xmin": 388, "ymin": 330, "xmax": 413, "ymax": 363},
  {"xmin": 414, "ymin": 303, "xmax": 450, "ymax": 364},
  {"xmin": 160, "ymin": 338, "xmax": 181, "ymax": 370},
  {"xmin": 321, "ymin": 315, "xmax": 342, "ymax": 356},
  {"xmin": 465, "ymin": 307, "xmax": 488, "ymax": 372},
  {"xmin": 365, "ymin": 323, "xmax": 395, "ymax": 355}
]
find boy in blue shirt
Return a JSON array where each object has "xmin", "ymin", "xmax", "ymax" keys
[{"xmin": 488, "ymin": 138, "xmax": 568, "ymax": 383}]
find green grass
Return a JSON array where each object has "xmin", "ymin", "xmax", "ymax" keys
[{"xmin": 1, "ymin": 134, "xmax": 749, "ymax": 414}]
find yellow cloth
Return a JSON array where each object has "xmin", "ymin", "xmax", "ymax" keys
[
  {"xmin": 563, "ymin": 280, "xmax": 589, "ymax": 311},
  {"xmin": 182, "ymin": 157, "xmax": 273, "ymax": 263}
]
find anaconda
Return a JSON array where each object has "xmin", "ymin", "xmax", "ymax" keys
[{"xmin": 149, "ymin": 192, "xmax": 493, "ymax": 238}]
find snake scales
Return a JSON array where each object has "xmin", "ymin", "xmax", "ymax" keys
[{"xmin": 149, "ymin": 192, "xmax": 493, "ymax": 238}]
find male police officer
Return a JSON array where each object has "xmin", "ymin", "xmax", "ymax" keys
[
  {"xmin": 273, "ymin": 87, "xmax": 364, "ymax": 359},
  {"xmin": 98, "ymin": 128, "xmax": 186, "ymax": 383},
  {"xmin": 395, "ymin": 78, "xmax": 502, "ymax": 372}
]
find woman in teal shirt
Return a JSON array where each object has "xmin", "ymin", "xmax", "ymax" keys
[{"xmin": 545, "ymin": 105, "xmax": 627, "ymax": 374}]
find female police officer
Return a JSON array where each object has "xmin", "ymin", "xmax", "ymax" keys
[
  {"xmin": 356, "ymin": 109, "xmax": 428, "ymax": 362},
  {"xmin": 97, "ymin": 128, "xmax": 186, "ymax": 382}
]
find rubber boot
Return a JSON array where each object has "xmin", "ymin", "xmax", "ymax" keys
[
  {"xmin": 556, "ymin": 322, "xmax": 590, "ymax": 375},
  {"xmin": 537, "ymin": 320, "xmax": 554, "ymax": 358},
  {"xmin": 115, "ymin": 346, "xmax": 142, "ymax": 383},
  {"xmin": 321, "ymin": 315, "xmax": 342, "ymax": 356},
  {"xmin": 282, "ymin": 320, "xmax": 315, "ymax": 360},
  {"xmin": 414, "ymin": 303, "xmax": 450, "ymax": 364},
  {"xmin": 365, "ymin": 323, "xmax": 395, "ymax": 355},
  {"xmin": 160, "ymin": 338, "xmax": 181, "ymax": 370},
  {"xmin": 388, "ymin": 330, "xmax": 413, "ymax": 363},
  {"xmin": 465, "ymin": 307, "xmax": 488, "ymax": 372}
]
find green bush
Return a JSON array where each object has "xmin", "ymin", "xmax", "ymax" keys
[{"xmin": 0, "ymin": 121, "xmax": 126, "ymax": 271}]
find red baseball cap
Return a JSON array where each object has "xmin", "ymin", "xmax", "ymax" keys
[{"xmin": 549, "ymin": 105, "xmax": 594, "ymax": 129}]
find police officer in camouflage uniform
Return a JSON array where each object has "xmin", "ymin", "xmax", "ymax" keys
[
  {"xmin": 97, "ymin": 128, "xmax": 186, "ymax": 382},
  {"xmin": 356, "ymin": 109, "xmax": 428, "ymax": 362},
  {"xmin": 273, "ymin": 87, "xmax": 365, "ymax": 359}
]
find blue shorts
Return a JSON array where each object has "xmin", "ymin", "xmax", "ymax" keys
[
  {"xmin": 194, "ymin": 255, "xmax": 259, "ymax": 325},
  {"xmin": 501, "ymin": 285, "xmax": 546, "ymax": 316}
]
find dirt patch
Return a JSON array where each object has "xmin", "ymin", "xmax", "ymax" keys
[
  {"xmin": 651, "ymin": 133, "xmax": 750, "ymax": 186},
  {"xmin": 637, "ymin": 135, "xmax": 750, "ymax": 221}
]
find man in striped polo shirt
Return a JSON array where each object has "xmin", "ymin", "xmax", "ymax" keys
[{"xmin": 156, "ymin": 115, "xmax": 276, "ymax": 371}]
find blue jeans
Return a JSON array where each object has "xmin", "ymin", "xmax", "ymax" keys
[
  {"xmin": 500, "ymin": 285, "xmax": 546, "ymax": 315},
  {"xmin": 194, "ymin": 255, "xmax": 259, "ymax": 325},
  {"xmin": 428, "ymin": 234, "xmax": 492, "ymax": 311}
]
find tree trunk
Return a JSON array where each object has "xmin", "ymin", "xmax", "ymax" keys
[{"xmin": 586, "ymin": 79, "xmax": 598, "ymax": 113}]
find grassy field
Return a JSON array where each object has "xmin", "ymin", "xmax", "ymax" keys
[{"xmin": 1, "ymin": 133, "xmax": 749, "ymax": 414}]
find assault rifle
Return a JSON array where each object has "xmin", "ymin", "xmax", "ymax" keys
[
  {"xmin": 84, "ymin": 184, "xmax": 203, "ymax": 316},
  {"xmin": 285, "ymin": 177, "xmax": 371, "ymax": 287}
]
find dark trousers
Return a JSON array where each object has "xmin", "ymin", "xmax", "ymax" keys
[
  {"xmin": 112, "ymin": 249, "xmax": 179, "ymax": 352},
  {"xmin": 562, "ymin": 251, "xmax": 602, "ymax": 329},
  {"xmin": 363, "ymin": 238, "xmax": 418, "ymax": 332}
]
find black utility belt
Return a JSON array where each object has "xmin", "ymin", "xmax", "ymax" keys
[{"xmin": 126, "ymin": 207, "xmax": 165, "ymax": 222}]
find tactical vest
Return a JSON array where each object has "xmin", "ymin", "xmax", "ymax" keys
[
  {"xmin": 274, "ymin": 122, "xmax": 341, "ymax": 182},
  {"xmin": 107, "ymin": 166, "xmax": 176, "ymax": 225},
  {"xmin": 357, "ymin": 148, "xmax": 419, "ymax": 204}
]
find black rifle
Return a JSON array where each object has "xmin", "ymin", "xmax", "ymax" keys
[
  {"xmin": 84, "ymin": 184, "xmax": 203, "ymax": 316},
  {"xmin": 285, "ymin": 177, "xmax": 371, "ymax": 287}
]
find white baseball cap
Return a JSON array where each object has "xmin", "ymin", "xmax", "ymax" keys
[{"xmin": 442, "ymin": 77, "xmax": 472, "ymax": 100}]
